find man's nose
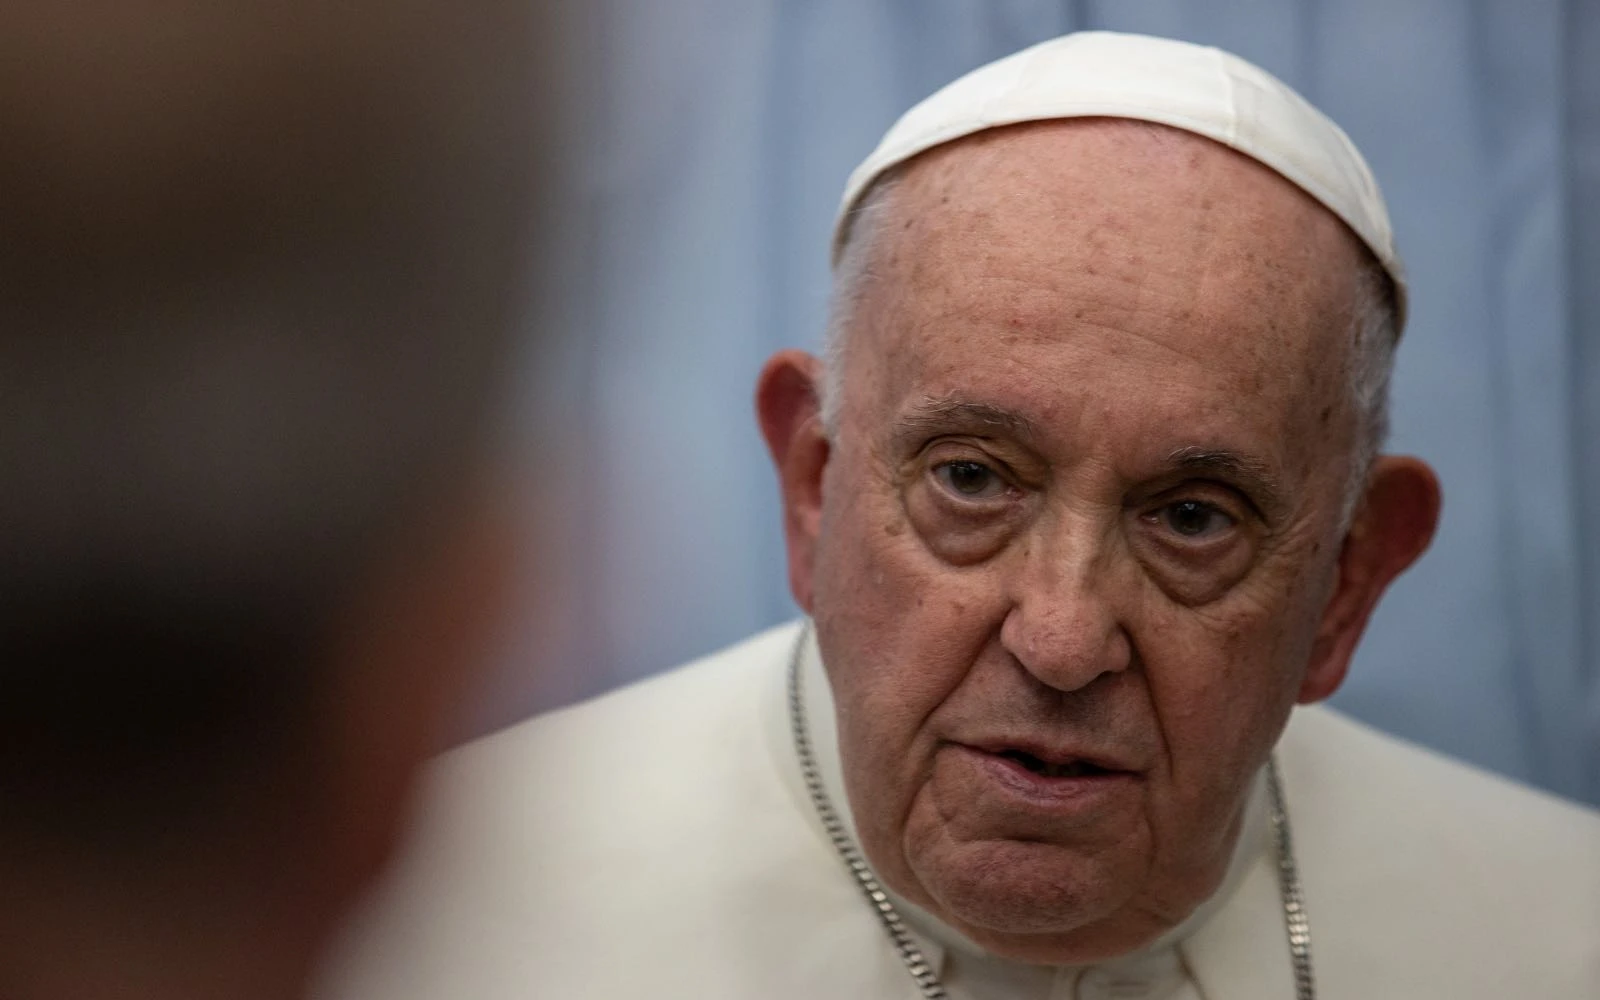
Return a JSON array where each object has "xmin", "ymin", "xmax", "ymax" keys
[{"xmin": 998, "ymin": 534, "xmax": 1132, "ymax": 694}]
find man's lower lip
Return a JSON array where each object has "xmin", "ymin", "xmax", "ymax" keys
[{"xmin": 958, "ymin": 746, "xmax": 1138, "ymax": 805}]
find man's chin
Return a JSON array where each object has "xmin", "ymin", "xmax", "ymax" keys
[{"xmin": 907, "ymin": 840, "xmax": 1167, "ymax": 964}]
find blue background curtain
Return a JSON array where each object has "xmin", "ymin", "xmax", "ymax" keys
[{"xmin": 480, "ymin": 0, "xmax": 1600, "ymax": 807}]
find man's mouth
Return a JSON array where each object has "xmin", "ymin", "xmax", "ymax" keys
[{"xmin": 994, "ymin": 749, "xmax": 1117, "ymax": 779}]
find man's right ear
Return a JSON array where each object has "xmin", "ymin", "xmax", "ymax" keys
[{"xmin": 755, "ymin": 350, "xmax": 829, "ymax": 613}]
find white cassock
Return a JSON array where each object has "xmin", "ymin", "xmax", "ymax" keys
[{"xmin": 318, "ymin": 621, "xmax": 1600, "ymax": 999}]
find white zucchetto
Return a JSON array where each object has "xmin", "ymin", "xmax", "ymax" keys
[{"xmin": 833, "ymin": 31, "xmax": 1407, "ymax": 328}]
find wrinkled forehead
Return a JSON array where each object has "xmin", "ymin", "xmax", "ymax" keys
[
  {"xmin": 833, "ymin": 120, "xmax": 1372, "ymax": 480},
  {"xmin": 851, "ymin": 119, "xmax": 1367, "ymax": 381}
]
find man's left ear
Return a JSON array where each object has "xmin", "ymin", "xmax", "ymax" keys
[{"xmin": 1299, "ymin": 455, "xmax": 1441, "ymax": 703}]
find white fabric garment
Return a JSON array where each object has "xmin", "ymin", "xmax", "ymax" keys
[
  {"xmin": 317, "ymin": 621, "xmax": 1600, "ymax": 999},
  {"xmin": 834, "ymin": 30, "xmax": 1408, "ymax": 327}
]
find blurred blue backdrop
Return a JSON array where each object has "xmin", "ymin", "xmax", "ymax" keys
[{"xmin": 484, "ymin": 0, "xmax": 1600, "ymax": 807}]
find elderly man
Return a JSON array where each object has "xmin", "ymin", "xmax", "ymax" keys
[{"xmin": 323, "ymin": 32, "xmax": 1600, "ymax": 999}]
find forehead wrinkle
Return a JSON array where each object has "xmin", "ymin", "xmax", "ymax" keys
[{"xmin": 891, "ymin": 394, "xmax": 1042, "ymax": 450}]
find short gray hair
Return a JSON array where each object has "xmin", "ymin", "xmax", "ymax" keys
[{"xmin": 819, "ymin": 173, "xmax": 1399, "ymax": 521}]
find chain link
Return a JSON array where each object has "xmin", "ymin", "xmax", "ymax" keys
[{"xmin": 1266, "ymin": 756, "xmax": 1316, "ymax": 999}]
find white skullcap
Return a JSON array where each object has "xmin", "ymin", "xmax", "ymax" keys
[{"xmin": 834, "ymin": 31, "xmax": 1407, "ymax": 329}]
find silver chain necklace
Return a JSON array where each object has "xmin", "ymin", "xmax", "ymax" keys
[{"xmin": 785, "ymin": 625, "xmax": 1316, "ymax": 999}]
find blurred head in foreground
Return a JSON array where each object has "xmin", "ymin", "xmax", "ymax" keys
[{"xmin": 0, "ymin": 3, "xmax": 553, "ymax": 998}]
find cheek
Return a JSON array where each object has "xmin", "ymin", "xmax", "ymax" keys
[
  {"xmin": 1141, "ymin": 565, "xmax": 1325, "ymax": 795},
  {"xmin": 810, "ymin": 452, "xmax": 1005, "ymax": 789}
]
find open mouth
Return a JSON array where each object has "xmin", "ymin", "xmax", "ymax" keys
[{"xmin": 995, "ymin": 749, "xmax": 1115, "ymax": 779}]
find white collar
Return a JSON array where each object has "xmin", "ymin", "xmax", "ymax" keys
[{"xmin": 788, "ymin": 620, "xmax": 1270, "ymax": 997}]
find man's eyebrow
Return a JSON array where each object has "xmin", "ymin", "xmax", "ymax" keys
[
  {"xmin": 893, "ymin": 397, "xmax": 1041, "ymax": 444},
  {"xmin": 1166, "ymin": 446, "xmax": 1286, "ymax": 514}
]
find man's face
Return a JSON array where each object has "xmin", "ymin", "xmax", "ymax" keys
[{"xmin": 807, "ymin": 121, "xmax": 1369, "ymax": 961}]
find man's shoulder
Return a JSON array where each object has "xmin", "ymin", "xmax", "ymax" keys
[
  {"xmin": 406, "ymin": 618, "xmax": 809, "ymax": 879},
  {"xmin": 317, "ymin": 620, "xmax": 886, "ymax": 1000},
  {"xmin": 446, "ymin": 618, "xmax": 803, "ymax": 777},
  {"xmin": 1285, "ymin": 703, "xmax": 1600, "ymax": 849},
  {"xmin": 1281, "ymin": 705, "xmax": 1600, "ymax": 994}
]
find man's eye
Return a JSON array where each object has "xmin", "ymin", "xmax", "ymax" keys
[
  {"xmin": 1157, "ymin": 499, "xmax": 1235, "ymax": 539},
  {"xmin": 932, "ymin": 460, "xmax": 1007, "ymax": 500}
]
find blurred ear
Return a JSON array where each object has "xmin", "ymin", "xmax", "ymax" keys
[
  {"xmin": 313, "ymin": 482, "xmax": 519, "ymax": 901},
  {"xmin": 1299, "ymin": 456, "xmax": 1441, "ymax": 703},
  {"xmin": 755, "ymin": 350, "xmax": 829, "ymax": 613}
]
